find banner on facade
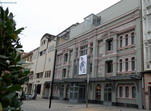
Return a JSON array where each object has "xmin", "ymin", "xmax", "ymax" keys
[{"xmin": 79, "ymin": 55, "xmax": 87, "ymax": 75}]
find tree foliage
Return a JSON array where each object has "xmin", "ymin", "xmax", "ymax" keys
[{"xmin": 0, "ymin": 7, "xmax": 29, "ymax": 111}]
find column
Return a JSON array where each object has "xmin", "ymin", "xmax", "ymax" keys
[
  {"xmin": 67, "ymin": 51, "xmax": 70, "ymax": 78},
  {"xmin": 71, "ymin": 44, "xmax": 76, "ymax": 78},
  {"xmin": 40, "ymin": 83, "xmax": 44, "ymax": 98},
  {"xmin": 92, "ymin": 33, "xmax": 97, "ymax": 78}
]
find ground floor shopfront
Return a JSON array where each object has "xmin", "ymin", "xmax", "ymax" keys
[
  {"xmin": 24, "ymin": 81, "xmax": 51, "ymax": 99},
  {"xmin": 52, "ymin": 75, "xmax": 143, "ymax": 109},
  {"xmin": 143, "ymin": 71, "xmax": 151, "ymax": 110}
]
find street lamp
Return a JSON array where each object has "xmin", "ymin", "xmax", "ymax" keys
[{"xmin": 49, "ymin": 39, "xmax": 57, "ymax": 109}]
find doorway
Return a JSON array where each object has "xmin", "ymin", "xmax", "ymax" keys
[
  {"xmin": 37, "ymin": 84, "xmax": 41, "ymax": 94},
  {"xmin": 104, "ymin": 84, "xmax": 112, "ymax": 105},
  {"xmin": 69, "ymin": 85, "xmax": 85, "ymax": 103},
  {"xmin": 149, "ymin": 86, "xmax": 151, "ymax": 110}
]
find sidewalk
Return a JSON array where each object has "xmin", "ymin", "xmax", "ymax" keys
[{"xmin": 22, "ymin": 98, "xmax": 149, "ymax": 111}]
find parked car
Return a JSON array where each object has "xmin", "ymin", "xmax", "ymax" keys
[{"xmin": 26, "ymin": 94, "xmax": 34, "ymax": 100}]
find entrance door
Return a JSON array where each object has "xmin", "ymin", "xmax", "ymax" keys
[
  {"xmin": 69, "ymin": 85, "xmax": 85, "ymax": 103},
  {"xmin": 149, "ymin": 87, "xmax": 151, "ymax": 110},
  {"xmin": 104, "ymin": 85, "xmax": 112, "ymax": 105},
  {"xmin": 69, "ymin": 86, "xmax": 79, "ymax": 103},
  {"xmin": 60, "ymin": 85, "xmax": 64, "ymax": 99}
]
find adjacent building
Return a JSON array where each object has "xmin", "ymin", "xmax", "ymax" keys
[
  {"xmin": 27, "ymin": 33, "xmax": 56, "ymax": 98},
  {"xmin": 142, "ymin": 0, "xmax": 151, "ymax": 110}
]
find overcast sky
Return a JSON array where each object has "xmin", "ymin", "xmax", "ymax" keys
[{"xmin": 2, "ymin": 0, "xmax": 120, "ymax": 52}]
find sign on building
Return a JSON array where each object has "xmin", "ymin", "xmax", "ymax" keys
[{"xmin": 79, "ymin": 55, "xmax": 87, "ymax": 75}]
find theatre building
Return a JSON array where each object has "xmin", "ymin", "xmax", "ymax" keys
[{"xmin": 53, "ymin": 0, "xmax": 144, "ymax": 109}]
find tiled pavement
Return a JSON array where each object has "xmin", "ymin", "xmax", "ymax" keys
[{"xmin": 22, "ymin": 98, "xmax": 149, "ymax": 111}]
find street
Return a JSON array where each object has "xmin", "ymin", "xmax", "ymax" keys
[{"xmin": 22, "ymin": 98, "xmax": 149, "ymax": 111}]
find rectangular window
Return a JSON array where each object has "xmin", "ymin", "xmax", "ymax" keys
[
  {"xmin": 80, "ymin": 45, "xmax": 88, "ymax": 56},
  {"xmin": 106, "ymin": 60, "xmax": 113, "ymax": 73},
  {"xmin": 36, "ymin": 72, "xmax": 43, "ymax": 78},
  {"xmin": 119, "ymin": 36, "xmax": 123, "ymax": 48},
  {"xmin": 64, "ymin": 53, "xmax": 68, "ymax": 62},
  {"xmin": 119, "ymin": 86, "xmax": 123, "ymax": 97},
  {"xmin": 119, "ymin": 59, "xmax": 122, "ymax": 72},
  {"xmin": 45, "ymin": 70, "xmax": 51, "ymax": 78},
  {"xmin": 131, "ymin": 32, "xmax": 135, "ymax": 45},
  {"xmin": 39, "ymin": 49, "xmax": 46, "ymax": 56},
  {"xmin": 90, "ymin": 63, "xmax": 92, "ymax": 73},
  {"xmin": 125, "ymin": 58, "xmax": 129, "ymax": 71},
  {"xmin": 125, "ymin": 35, "xmax": 129, "ymax": 46},
  {"xmin": 62, "ymin": 69, "xmax": 66, "ymax": 78},
  {"xmin": 90, "ymin": 43, "xmax": 93, "ymax": 55},
  {"xmin": 125, "ymin": 87, "xmax": 129, "ymax": 98},
  {"xmin": 131, "ymin": 57, "xmax": 135, "ymax": 71},
  {"xmin": 106, "ymin": 39, "xmax": 113, "ymax": 51},
  {"xmin": 76, "ymin": 48, "xmax": 78, "ymax": 57},
  {"xmin": 132, "ymin": 86, "xmax": 136, "ymax": 98}
]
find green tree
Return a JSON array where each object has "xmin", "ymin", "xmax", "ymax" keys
[{"xmin": 0, "ymin": 7, "xmax": 29, "ymax": 111}]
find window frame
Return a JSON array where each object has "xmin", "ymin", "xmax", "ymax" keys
[
  {"xmin": 106, "ymin": 39, "xmax": 113, "ymax": 51},
  {"xmin": 125, "ymin": 58, "xmax": 129, "ymax": 71},
  {"xmin": 125, "ymin": 34, "xmax": 129, "ymax": 46}
]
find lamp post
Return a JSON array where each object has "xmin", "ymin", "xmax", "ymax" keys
[{"xmin": 49, "ymin": 41, "xmax": 57, "ymax": 108}]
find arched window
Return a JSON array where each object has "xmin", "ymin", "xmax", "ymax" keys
[
  {"xmin": 120, "ymin": 36, "xmax": 123, "ymax": 48},
  {"xmin": 131, "ymin": 32, "xmax": 135, "ymax": 45},
  {"xmin": 132, "ymin": 86, "xmax": 136, "ymax": 98},
  {"xmin": 131, "ymin": 57, "xmax": 135, "ymax": 71},
  {"xmin": 125, "ymin": 34, "xmax": 129, "ymax": 46},
  {"xmin": 119, "ymin": 86, "xmax": 123, "ymax": 97},
  {"xmin": 125, "ymin": 58, "xmax": 129, "ymax": 71},
  {"xmin": 119, "ymin": 59, "xmax": 123, "ymax": 72},
  {"xmin": 96, "ymin": 84, "xmax": 101, "ymax": 99},
  {"xmin": 125, "ymin": 86, "xmax": 129, "ymax": 97}
]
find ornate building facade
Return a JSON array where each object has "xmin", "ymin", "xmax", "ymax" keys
[
  {"xmin": 53, "ymin": 0, "xmax": 144, "ymax": 109},
  {"xmin": 142, "ymin": 0, "xmax": 151, "ymax": 109}
]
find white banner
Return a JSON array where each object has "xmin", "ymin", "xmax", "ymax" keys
[{"xmin": 79, "ymin": 55, "xmax": 87, "ymax": 75}]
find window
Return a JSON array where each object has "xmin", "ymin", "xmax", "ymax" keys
[
  {"xmin": 90, "ymin": 63, "xmax": 92, "ymax": 73},
  {"xmin": 39, "ymin": 50, "xmax": 46, "ymax": 56},
  {"xmin": 119, "ymin": 86, "xmax": 123, "ymax": 97},
  {"xmin": 119, "ymin": 59, "xmax": 123, "ymax": 72},
  {"xmin": 106, "ymin": 60, "xmax": 113, "ymax": 73},
  {"xmin": 131, "ymin": 32, "xmax": 135, "ymax": 45},
  {"xmin": 125, "ymin": 86, "xmax": 129, "ymax": 97},
  {"xmin": 45, "ymin": 70, "xmax": 51, "ymax": 78},
  {"xmin": 125, "ymin": 58, "xmax": 129, "ymax": 71},
  {"xmin": 76, "ymin": 48, "xmax": 78, "ymax": 57},
  {"xmin": 64, "ymin": 53, "xmax": 68, "ymax": 62},
  {"xmin": 62, "ymin": 69, "xmax": 66, "ymax": 78},
  {"xmin": 80, "ymin": 45, "xmax": 88, "ymax": 56},
  {"xmin": 118, "ymin": 85, "xmax": 136, "ymax": 98},
  {"xmin": 119, "ymin": 36, "xmax": 123, "ymax": 48},
  {"xmin": 106, "ymin": 39, "xmax": 113, "ymax": 51},
  {"xmin": 56, "ymin": 54, "xmax": 62, "ymax": 65},
  {"xmin": 125, "ymin": 34, "xmax": 129, "ymax": 46},
  {"xmin": 36, "ymin": 72, "xmax": 43, "ymax": 78},
  {"xmin": 90, "ymin": 43, "xmax": 93, "ymax": 55},
  {"xmin": 131, "ymin": 57, "xmax": 135, "ymax": 71},
  {"xmin": 132, "ymin": 86, "xmax": 136, "ymax": 98}
]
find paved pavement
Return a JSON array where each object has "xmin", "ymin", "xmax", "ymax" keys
[{"xmin": 22, "ymin": 98, "xmax": 149, "ymax": 111}]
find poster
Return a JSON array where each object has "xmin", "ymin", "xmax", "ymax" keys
[{"xmin": 79, "ymin": 55, "xmax": 87, "ymax": 75}]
